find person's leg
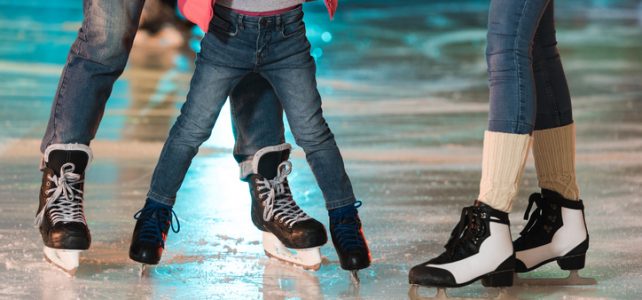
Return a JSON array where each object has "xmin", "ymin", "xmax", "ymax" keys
[
  {"xmin": 130, "ymin": 5, "xmax": 254, "ymax": 265},
  {"xmin": 531, "ymin": 2, "xmax": 579, "ymax": 201},
  {"xmin": 478, "ymin": 0, "xmax": 554, "ymax": 212},
  {"xmin": 41, "ymin": 0, "xmax": 146, "ymax": 151},
  {"xmin": 259, "ymin": 8, "xmax": 369, "ymax": 273},
  {"xmin": 36, "ymin": 0, "xmax": 145, "ymax": 274},
  {"xmin": 229, "ymin": 73, "xmax": 285, "ymax": 180},
  {"xmin": 409, "ymin": 0, "xmax": 552, "ymax": 289},
  {"xmin": 513, "ymin": 1, "xmax": 591, "ymax": 281}
]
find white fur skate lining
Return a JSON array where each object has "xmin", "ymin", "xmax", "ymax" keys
[
  {"xmin": 43, "ymin": 144, "xmax": 93, "ymax": 171},
  {"xmin": 239, "ymin": 143, "xmax": 292, "ymax": 179}
]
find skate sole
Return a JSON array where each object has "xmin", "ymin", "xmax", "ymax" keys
[
  {"xmin": 409, "ymin": 268, "xmax": 515, "ymax": 289},
  {"xmin": 513, "ymin": 270, "xmax": 597, "ymax": 286},
  {"xmin": 43, "ymin": 246, "xmax": 80, "ymax": 276},
  {"xmin": 516, "ymin": 252, "xmax": 584, "ymax": 273}
]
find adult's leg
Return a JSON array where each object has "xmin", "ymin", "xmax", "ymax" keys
[
  {"xmin": 41, "ymin": 0, "xmax": 146, "ymax": 151},
  {"xmin": 229, "ymin": 73, "xmax": 286, "ymax": 180},
  {"xmin": 479, "ymin": 0, "xmax": 552, "ymax": 212},
  {"xmin": 531, "ymin": 1, "xmax": 579, "ymax": 200}
]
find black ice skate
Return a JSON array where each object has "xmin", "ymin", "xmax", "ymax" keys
[
  {"xmin": 512, "ymin": 189, "xmax": 596, "ymax": 286},
  {"xmin": 248, "ymin": 143, "xmax": 327, "ymax": 270},
  {"xmin": 329, "ymin": 201, "xmax": 371, "ymax": 284},
  {"xmin": 129, "ymin": 199, "xmax": 179, "ymax": 273},
  {"xmin": 35, "ymin": 144, "xmax": 93, "ymax": 275},
  {"xmin": 409, "ymin": 203, "xmax": 514, "ymax": 297}
]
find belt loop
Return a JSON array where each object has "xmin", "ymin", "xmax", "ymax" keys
[
  {"xmin": 237, "ymin": 14, "xmax": 244, "ymax": 30},
  {"xmin": 276, "ymin": 15, "xmax": 282, "ymax": 30}
]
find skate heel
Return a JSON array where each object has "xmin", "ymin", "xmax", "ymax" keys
[
  {"xmin": 481, "ymin": 270, "xmax": 513, "ymax": 287},
  {"xmin": 557, "ymin": 253, "xmax": 586, "ymax": 270}
]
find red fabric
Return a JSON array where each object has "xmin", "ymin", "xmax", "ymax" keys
[
  {"xmin": 178, "ymin": 0, "xmax": 338, "ymax": 32},
  {"xmin": 178, "ymin": 0, "xmax": 214, "ymax": 32}
]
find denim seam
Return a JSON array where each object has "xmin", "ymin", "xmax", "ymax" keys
[
  {"xmin": 514, "ymin": 0, "xmax": 530, "ymax": 134},
  {"xmin": 326, "ymin": 196, "xmax": 357, "ymax": 210},
  {"xmin": 147, "ymin": 191, "xmax": 176, "ymax": 206}
]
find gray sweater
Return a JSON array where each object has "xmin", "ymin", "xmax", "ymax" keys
[{"xmin": 217, "ymin": 0, "xmax": 310, "ymax": 12}]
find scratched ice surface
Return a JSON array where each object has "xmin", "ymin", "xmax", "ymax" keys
[{"xmin": 1, "ymin": 0, "xmax": 641, "ymax": 299}]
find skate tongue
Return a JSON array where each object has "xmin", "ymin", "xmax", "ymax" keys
[{"xmin": 47, "ymin": 150, "xmax": 90, "ymax": 176}]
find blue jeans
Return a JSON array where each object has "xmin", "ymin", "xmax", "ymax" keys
[
  {"xmin": 40, "ymin": 0, "xmax": 286, "ymax": 171},
  {"xmin": 486, "ymin": 0, "xmax": 573, "ymax": 134},
  {"xmin": 147, "ymin": 5, "xmax": 356, "ymax": 210}
]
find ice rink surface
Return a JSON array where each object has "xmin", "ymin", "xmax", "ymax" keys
[{"xmin": 1, "ymin": 0, "xmax": 642, "ymax": 299}]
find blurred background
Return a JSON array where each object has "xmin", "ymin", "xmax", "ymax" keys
[{"xmin": 0, "ymin": 0, "xmax": 641, "ymax": 299}]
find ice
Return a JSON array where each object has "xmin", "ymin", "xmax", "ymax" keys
[{"xmin": 1, "ymin": 0, "xmax": 642, "ymax": 299}]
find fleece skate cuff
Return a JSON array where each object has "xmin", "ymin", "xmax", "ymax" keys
[{"xmin": 238, "ymin": 143, "xmax": 292, "ymax": 181}]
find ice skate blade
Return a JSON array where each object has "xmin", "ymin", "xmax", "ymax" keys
[
  {"xmin": 408, "ymin": 285, "xmax": 450, "ymax": 300},
  {"xmin": 350, "ymin": 270, "xmax": 360, "ymax": 285},
  {"xmin": 513, "ymin": 270, "xmax": 597, "ymax": 286},
  {"xmin": 139, "ymin": 264, "xmax": 151, "ymax": 277},
  {"xmin": 43, "ymin": 246, "xmax": 80, "ymax": 276},
  {"xmin": 263, "ymin": 232, "xmax": 322, "ymax": 271}
]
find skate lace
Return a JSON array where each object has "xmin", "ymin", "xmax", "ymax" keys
[
  {"xmin": 257, "ymin": 161, "xmax": 311, "ymax": 228},
  {"xmin": 134, "ymin": 204, "xmax": 180, "ymax": 247},
  {"xmin": 520, "ymin": 193, "xmax": 545, "ymax": 236},
  {"xmin": 34, "ymin": 163, "xmax": 86, "ymax": 227},
  {"xmin": 330, "ymin": 201, "xmax": 366, "ymax": 252},
  {"xmin": 444, "ymin": 206, "xmax": 486, "ymax": 257}
]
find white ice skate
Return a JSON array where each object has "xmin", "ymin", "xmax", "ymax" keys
[
  {"xmin": 513, "ymin": 190, "xmax": 596, "ymax": 286},
  {"xmin": 36, "ymin": 144, "xmax": 93, "ymax": 275},
  {"xmin": 409, "ymin": 203, "xmax": 515, "ymax": 298},
  {"xmin": 246, "ymin": 144, "xmax": 328, "ymax": 271}
]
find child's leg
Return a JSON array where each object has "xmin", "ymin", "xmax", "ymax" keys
[
  {"xmin": 146, "ymin": 63, "xmax": 245, "ymax": 205},
  {"xmin": 259, "ymin": 14, "xmax": 369, "ymax": 273},
  {"xmin": 260, "ymin": 66, "xmax": 356, "ymax": 210}
]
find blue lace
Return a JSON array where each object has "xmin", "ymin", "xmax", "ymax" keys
[
  {"xmin": 330, "ymin": 201, "xmax": 366, "ymax": 252},
  {"xmin": 133, "ymin": 201, "xmax": 180, "ymax": 247}
]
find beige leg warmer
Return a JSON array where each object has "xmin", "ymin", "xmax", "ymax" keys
[
  {"xmin": 478, "ymin": 131, "xmax": 532, "ymax": 212},
  {"xmin": 533, "ymin": 123, "xmax": 580, "ymax": 201}
]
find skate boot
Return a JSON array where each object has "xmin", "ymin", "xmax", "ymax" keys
[
  {"xmin": 129, "ymin": 199, "xmax": 180, "ymax": 274},
  {"xmin": 35, "ymin": 144, "xmax": 93, "ymax": 275},
  {"xmin": 512, "ymin": 189, "xmax": 595, "ymax": 285},
  {"xmin": 248, "ymin": 144, "xmax": 327, "ymax": 270},
  {"xmin": 409, "ymin": 203, "xmax": 514, "ymax": 297},
  {"xmin": 329, "ymin": 201, "xmax": 371, "ymax": 284}
]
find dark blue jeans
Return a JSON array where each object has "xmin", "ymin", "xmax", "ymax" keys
[
  {"xmin": 486, "ymin": 0, "xmax": 573, "ymax": 134},
  {"xmin": 147, "ymin": 5, "xmax": 356, "ymax": 210},
  {"xmin": 40, "ymin": 0, "xmax": 286, "ymax": 172}
]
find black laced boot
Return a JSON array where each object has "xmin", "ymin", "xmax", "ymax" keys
[
  {"xmin": 129, "ymin": 199, "xmax": 180, "ymax": 265},
  {"xmin": 248, "ymin": 144, "xmax": 327, "ymax": 269},
  {"xmin": 36, "ymin": 144, "xmax": 92, "ymax": 250},
  {"xmin": 409, "ymin": 202, "xmax": 514, "ymax": 288},
  {"xmin": 329, "ymin": 201, "xmax": 371, "ymax": 272},
  {"xmin": 514, "ymin": 189, "xmax": 589, "ymax": 272}
]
